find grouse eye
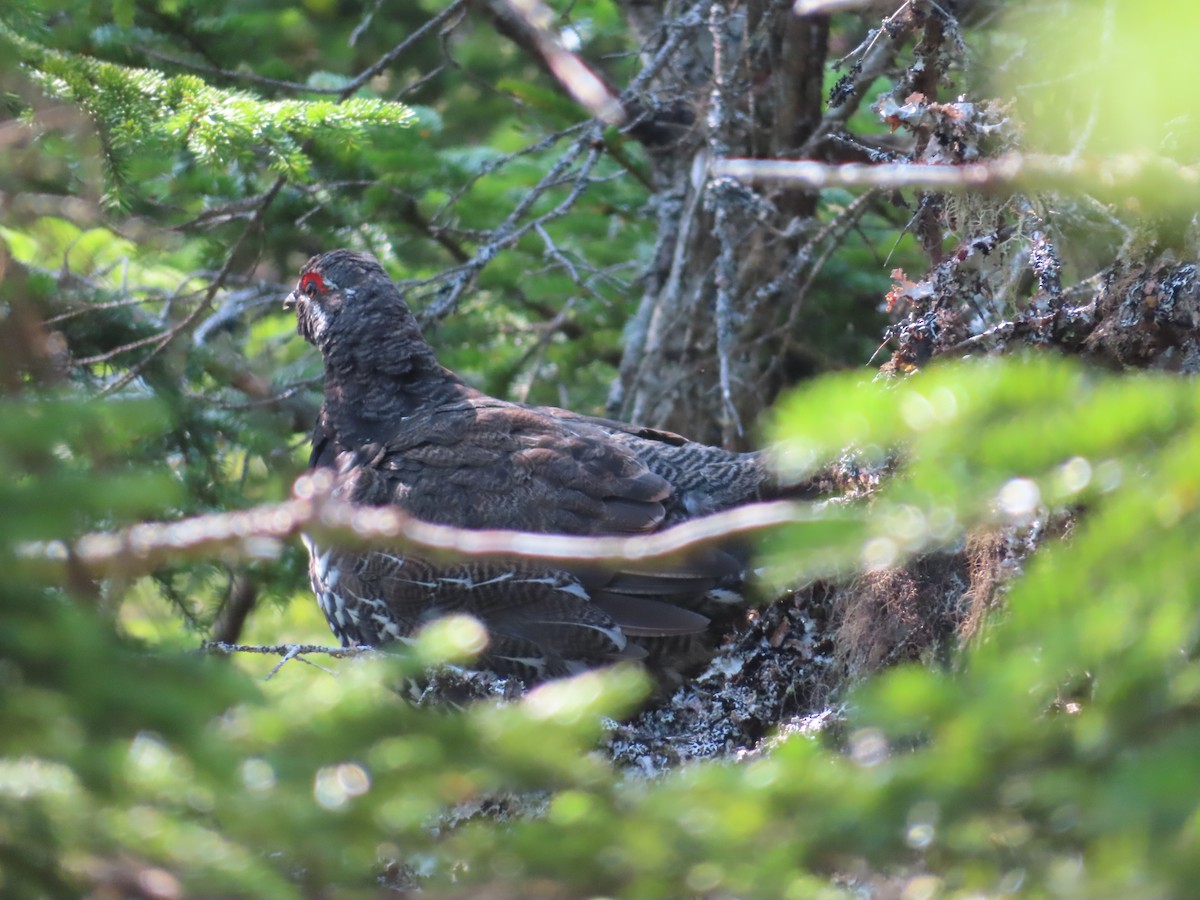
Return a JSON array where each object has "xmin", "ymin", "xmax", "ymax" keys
[{"xmin": 299, "ymin": 272, "xmax": 327, "ymax": 296}]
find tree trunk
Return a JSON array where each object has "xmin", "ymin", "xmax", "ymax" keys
[{"xmin": 608, "ymin": 1, "xmax": 831, "ymax": 447}]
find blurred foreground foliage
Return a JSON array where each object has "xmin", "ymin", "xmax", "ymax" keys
[
  {"xmin": 5, "ymin": 0, "xmax": 1200, "ymax": 897},
  {"xmin": 996, "ymin": 1, "xmax": 1200, "ymax": 159},
  {"xmin": 7, "ymin": 355, "xmax": 1200, "ymax": 897}
]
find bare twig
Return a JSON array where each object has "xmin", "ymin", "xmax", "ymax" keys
[
  {"xmin": 266, "ymin": 645, "xmax": 329, "ymax": 679},
  {"xmin": 759, "ymin": 190, "xmax": 877, "ymax": 378},
  {"xmin": 800, "ymin": 4, "xmax": 916, "ymax": 157},
  {"xmin": 202, "ymin": 641, "xmax": 383, "ymax": 678},
  {"xmin": 623, "ymin": 1, "xmax": 711, "ymax": 98},
  {"xmin": 421, "ymin": 140, "xmax": 605, "ymax": 323},
  {"xmin": 201, "ymin": 643, "xmax": 372, "ymax": 657},
  {"xmin": 202, "ymin": 641, "xmax": 380, "ymax": 659},
  {"xmin": 342, "ymin": 0, "xmax": 469, "ymax": 96},
  {"xmin": 794, "ymin": 0, "xmax": 877, "ymax": 11},
  {"xmin": 138, "ymin": 46, "xmax": 344, "ymax": 95},
  {"xmin": 427, "ymin": 122, "xmax": 591, "ymax": 228},
  {"xmin": 97, "ymin": 174, "xmax": 290, "ymax": 397}
]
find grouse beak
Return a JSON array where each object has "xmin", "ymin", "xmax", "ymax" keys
[{"xmin": 283, "ymin": 290, "xmax": 298, "ymax": 311}]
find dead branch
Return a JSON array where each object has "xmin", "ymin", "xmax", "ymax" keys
[
  {"xmin": 713, "ymin": 153, "xmax": 1200, "ymax": 197},
  {"xmin": 21, "ymin": 470, "xmax": 830, "ymax": 585},
  {"xmin": 201, "ymin": 641, "xmax": 376, "ymax": 659},
  {"xmin": 96, "ymin": 173, "xmax": 290, "ymax": 397},
  {"xmin": 421, "ymin": 140, "xmax": 606, "ymax": 323},
  {"xmin": 794, "ymin": 0, "xmax": 876, "ymax": 11},
  {"xmin": 201, "ymin": 641, "xmax": 385, "ymax": 679},
  {"xmin": 485, "ymin": 0, "xmax": 624, "ymax": 124},
  {"xmin": 800, "ymin": 3, "xmax": 917, "ymax": 158}
]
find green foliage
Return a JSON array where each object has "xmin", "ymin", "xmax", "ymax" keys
[
  {"xmin": 2, "ymin": 19, "xmax": 412, "ymax": 201},
  {"xmin": 996, "ymin": 1, "xmax": 1200, "ymax": 159},
  {"xmin": 4, "ymin": 1, "xmax": 1198, "ymax": 897},
  {"xmin": 7, "ymin": 350, "xmax": 1200, "ymax": 895},
  {"xmin": 434, "ymin": 356, "xmax": 1200, "ymax": 898}
]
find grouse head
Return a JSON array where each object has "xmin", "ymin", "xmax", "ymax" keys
[
  {"xmin": 285, "ymin": 249, "xmax": 442, "ymax": 385},
  {"xmin": 286, "ymin": 250, "xmax": 400, "ymax": 348}
]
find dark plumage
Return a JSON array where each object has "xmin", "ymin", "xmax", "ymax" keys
[{"xmin": 286, "ymin": 249, "xmax": 783, "ymax": 679}]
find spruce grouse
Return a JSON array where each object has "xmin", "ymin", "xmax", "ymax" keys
[{"xmin": 286, "ymin": 249, "xmax": 789, "ymax": 679}]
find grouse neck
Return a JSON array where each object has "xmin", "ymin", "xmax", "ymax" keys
[{"xmin": 322, "ymin": 353, "xmax": 465, "ymax": 438}]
